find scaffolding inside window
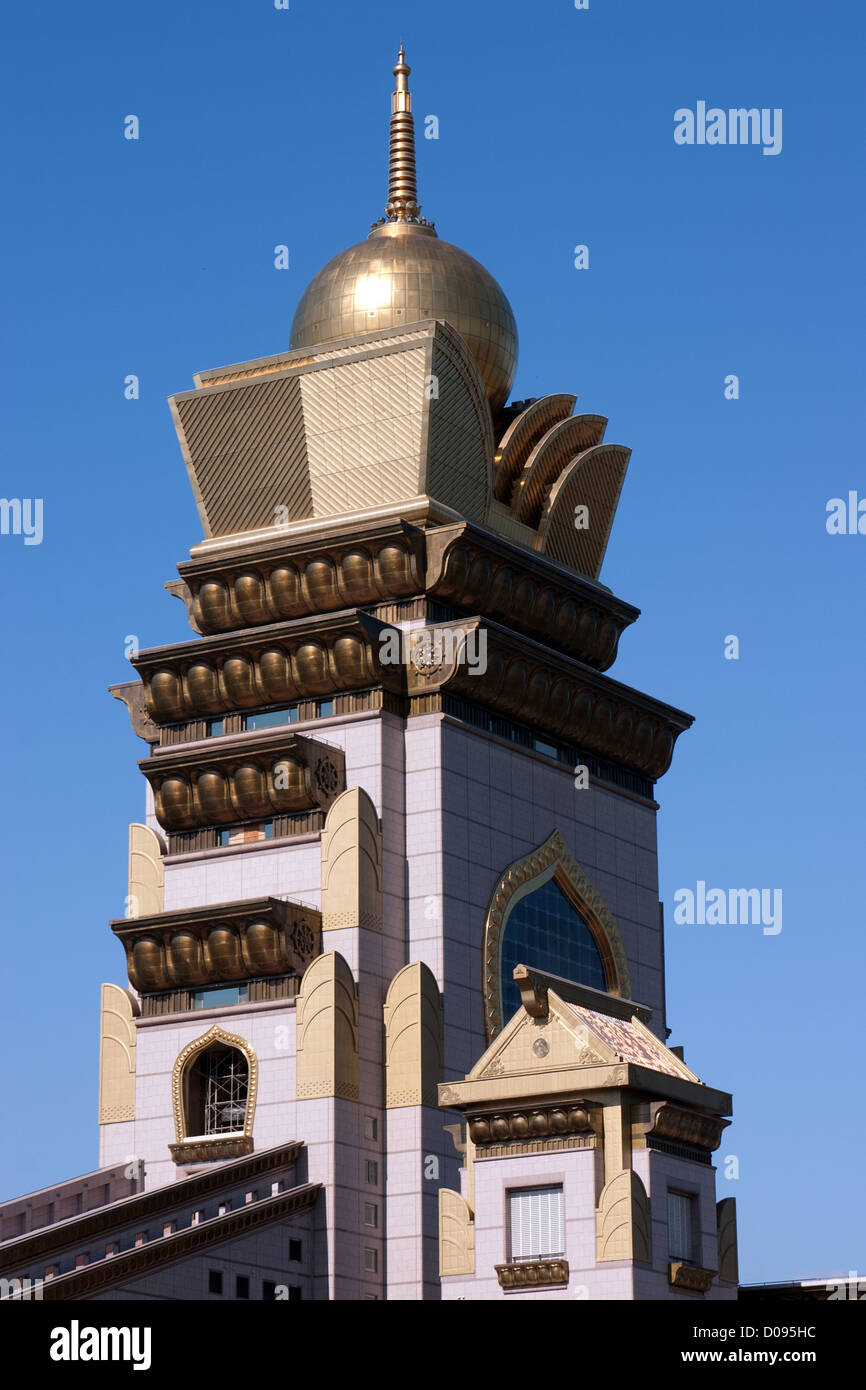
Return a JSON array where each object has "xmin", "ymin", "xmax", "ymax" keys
[{"xmin": 200, "ymin": 1048, "xmax": 249, "ymax": 1134}]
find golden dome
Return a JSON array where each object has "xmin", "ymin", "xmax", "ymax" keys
[{"xmin": 289, "ymin": 49, "xmax": 518, "ymax": 415}]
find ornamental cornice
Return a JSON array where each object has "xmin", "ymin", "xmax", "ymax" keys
[
  {"xmin": 168, "ymin": 1136, "xmax": 253, "ymax": 1163},
  {"xmin": 669, "ymin": 1262, "xmax": 716, "ymax": 1293},
  {"xmin": 495, "ymin": 1259, "xmax": 569, "ymax": 1289},
  {"xmin": 139, "ymin": 731, "xmax": 344, "ymax": 831},
  {"xmin": 166, "ymin": 517, "xmax": 638, "ymax": 673},
  {"xmin": 174, "ymin": 518, "xmax": 426, "ymax": 635},
  {"xmin": 636, "ymin": 1100, "xmax": 729, "ymax": 1153},
  {"xmin": 467, "ymin": 1102, "xmax": 595, "ymax": 1148},
  {"xmin": 424, "ymin": 523, "xmax": 637, "ymax": 670},
  {"xmin": 110, "ymin": 896, "xmax": 321, "ymax": 994},
  {"xmin": 132, "ymin": 610, "xmax": 392, "ymax": 723},
  {"xmin": 127, "ymin": 611, "xmax": 688, "ymax": 781},
  {"xmin": 408, "ymin": 619, "xmax": 692, "ymax": 780}
]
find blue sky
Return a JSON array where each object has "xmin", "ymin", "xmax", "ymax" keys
[{"xmin": 1, "ymin": 0, "xmax": 863, "ymax": 1283}]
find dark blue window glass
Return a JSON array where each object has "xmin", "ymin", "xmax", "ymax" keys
[
  {"xmin": 500, "ymin": 878, "xmax": 606, "ymax": 1023},
  {"xmin": 533, "ymin": 737, "xmax": 558, "ymax": 759}
]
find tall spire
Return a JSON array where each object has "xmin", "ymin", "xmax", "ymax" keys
[{"xmin": 382, "ymin": 47, "xmax": 428, "ymax": 226}]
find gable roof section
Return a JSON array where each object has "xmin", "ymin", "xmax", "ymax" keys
[{"xmin": 438, "ymin": 964, "xmax": 731, "ymax": 1117}]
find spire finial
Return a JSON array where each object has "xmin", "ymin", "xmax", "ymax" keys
[{"xmin": 384, "ymin": 45, "xmax": 421, "ymax": 224}]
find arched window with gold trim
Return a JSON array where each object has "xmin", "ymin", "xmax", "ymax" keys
[
  {"xmin": 500, "ymin": 877, "xmax": 606, "ymax": 1022},
  {"xmin": 169, "ymin": 1024, "xmax": 258, "ymax": 1163},
  {"xmin": 482, "ymin": 830, "xmax": 632, "ymax": 1041}
]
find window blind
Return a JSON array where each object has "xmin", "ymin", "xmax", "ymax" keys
[
  {"xmin": 667, "ymin": 1190, "xmax": 695, "ymax": 1262},
  {"xmin": 508, "ymin": 1185, "xmax": 564, "ymax": 1261}
]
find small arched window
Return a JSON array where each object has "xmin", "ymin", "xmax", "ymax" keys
[
  {"xmin": 170, "ymin": 1025, "xmax": 258, "ymax": 1162},
  {"xmin": 500, "ymin": 877, "xmax": 606, "ymax": 1022}
]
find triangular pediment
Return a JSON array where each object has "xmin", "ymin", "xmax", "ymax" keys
[
  {"xmin": 469, "ymin": 991, "xmax": 619, "ymax": 1081},
  {"xmin": 466, "ymin": 983, "xmax": 700, "ymax": 1088}
]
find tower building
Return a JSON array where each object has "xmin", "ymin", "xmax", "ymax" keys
[{"xmin": 0, "ymin": 50, "xmax": 736, "ymax": 1302}]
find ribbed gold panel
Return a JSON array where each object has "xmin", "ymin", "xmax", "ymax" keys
[
  {"xmin": 512, "ymin": 413, "xmax": 608, "ymax": 525},
  {"xmin": 537, "ymin": 444, "xmax": 631, "ymax": 578},
  {"xmin": 174, "ymin": 375, "xmax": 310, "ymax": 537},
  {"xmin": 494, "ymin": 393, "xmax": 577, "ymax": 501},
  {"xmin": 172, "ymin": 323, "xmax": 497, "ymax": 542},
  {"xmin": 427, "ymin": 343, "xmax": 491, "ymax": 521},
  {"xmin": 301, "ymin": 351, "xmax": 427, "ymax": 514}
]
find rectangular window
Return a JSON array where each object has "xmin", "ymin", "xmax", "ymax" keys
[
  {"xmin": 235, "ymin": 1275, "xmax": 250, "ymax": 1300},
  {"xmin": 317, "ymin": 699, "xmax": 334, "ymax": 718},
  {"xmin": 364, "ymin": 1248, "xmax": 378, "ymax": 1273},
  {"xmin": 667, "ymin": 1191, "xmax": 696, "ymax": 1263},
  {"xmin": 208, "ymin": 1270, "xmax": 223, "ymax": 1295},
  {"xmin": 244, "ymin": 707, "xmax": 298, "ymax": 731},
  {"xmin": 364, "ymin": 1203, "xmax": 378, "ymax": 1228},
  {"xmin": 217, "ymin": 822, "xmax": 274, "ymax": 847},
  {"xmin": 533, "ymin": 737, "xmax": 558, "ymax": 759},
  {"xmin": 262, "ymin": 1280, "xmax": 276, "ymax": 1300},
  {"xmin": 288, "ymin": 1285, "xmax": 302, "ymax": 1302},
  {"xmin": 365, "ymin": 1160, "xmax": 378, "ymax": 1185},
  {"xmin": 364, "ymin": 1116, "xmax": 378, "ymax": 1141},
  {"xmin": 192, "ymin": 984, "xmax": 249, "ymax": 1010},
  {"xmin": 206, "ymin": 719, "xmax": 225, "ymax": 737},
  {"xmin": 508, "ymin": 1185, "xmax": 564, "ymax": 1262},
  {"xmin": 289, "ymin": 1239, "xmax": 302, "ymax": 1262}
]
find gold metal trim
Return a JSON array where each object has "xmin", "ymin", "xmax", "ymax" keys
[
  {"xmin": 111, "ymin": 896, "xmax": 320, "ymax": 994},
  {"xmin": 495, "ymin": 1259, "xmax": 569, "ymax": 1289},
  {"xmin": 170, "ymin": 1024, "xmax": 259, "ymax": 1157},
  {"xmin": 669, "ymin": 1261, "xmax": 716, "ymax": 1293}
]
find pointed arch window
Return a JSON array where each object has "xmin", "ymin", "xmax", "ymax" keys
[
  {"xmin": 169, "ymin": 1025, "xmax": 258, "ymax": 1163},
  {"xmin": 482, "ymin": 830, "xmax": 632, "ymax": 1041},
  {"xmin": 500, "ymin": 877, "xmax": 606, "ymax": 1023}
]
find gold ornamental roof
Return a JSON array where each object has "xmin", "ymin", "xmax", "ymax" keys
[{"xmin": 289, "ymin": 49, "xmax": 518, "ymax": 414}]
